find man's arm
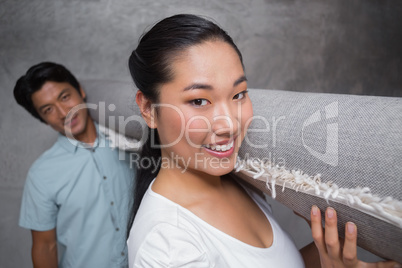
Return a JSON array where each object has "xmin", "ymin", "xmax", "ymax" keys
[{"xmin": 31, "ymin": 229, "xmax": 58, "ymax": 268}]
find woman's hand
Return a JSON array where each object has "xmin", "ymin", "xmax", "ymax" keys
[{"xmin": 310, "ymin": 205, "xmax": 401, "ymax": 268}]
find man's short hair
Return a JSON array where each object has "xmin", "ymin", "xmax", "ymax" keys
[{"xmin": 13, "ymin": 62, "xmax": 81, "ymax": 123}]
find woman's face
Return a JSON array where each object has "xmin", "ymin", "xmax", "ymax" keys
[{"xmin": 153, "ymin": 40, "xmax": 253, "ymax": 177}]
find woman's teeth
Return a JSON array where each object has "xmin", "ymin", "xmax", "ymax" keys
[{"xmin": 203, "ymin": 141, "xmax": 234, "ymax": 152}]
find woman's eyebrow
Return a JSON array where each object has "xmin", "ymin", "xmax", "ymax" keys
[
  {"xmin": 183, "ymin": 83, "xmax": 213, "ymax": 91},
  {"xmin": 183, "ymin": 75, "xmax": 248, "ymax": 91},
  {"xmin": 234, "ymin": 75, "xmax": 247, "ymax": 87}
]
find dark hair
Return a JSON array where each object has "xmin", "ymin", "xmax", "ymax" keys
[
  {"xmin": 127, "ymin": 14, "xmax": 244, "ymax": 234},
  {"xmin": 13, "ymin": 62, "xmax": 81, "ymax": 123}
]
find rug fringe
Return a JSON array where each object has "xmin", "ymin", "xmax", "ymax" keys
[{"xmin": 234, "ymin": 157, "xmax": 402, "ymax": 228}]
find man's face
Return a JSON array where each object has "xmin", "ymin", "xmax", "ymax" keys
[{"xmin": 31, "ymin": 81, "xmax": 89, "ymax": 139}]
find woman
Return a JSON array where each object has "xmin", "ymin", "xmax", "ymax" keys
[{"xmin": 127, "ymin": 14, "xmax": 399, "ymax": 268}]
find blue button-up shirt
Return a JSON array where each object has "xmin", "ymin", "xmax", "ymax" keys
[{"xmin": 19, "ymin": 124, "xmax": 136, "ymax": 268}]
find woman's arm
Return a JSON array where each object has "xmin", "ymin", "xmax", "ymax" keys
[{"xmin": 300, "ymin": 242, "xmax": 321, "ymax": 268}]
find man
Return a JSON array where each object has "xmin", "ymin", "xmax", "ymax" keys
[{"xmin": 14, "ymin": 62, "xmax": 135, "ymax": 268}]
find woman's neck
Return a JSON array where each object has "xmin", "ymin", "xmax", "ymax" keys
[{"xmin": 152, "ymin": 164, "xmax": 226, "ymax": 206}]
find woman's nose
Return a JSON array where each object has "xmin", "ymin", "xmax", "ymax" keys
[{"xmin": 211, "ymin": 105, "xmax": 239, "ymax": 137}]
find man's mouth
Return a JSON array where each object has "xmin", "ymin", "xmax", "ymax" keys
[{"xmin": 64, "ymin": 114, "xmax": 78, "ymax": 126}]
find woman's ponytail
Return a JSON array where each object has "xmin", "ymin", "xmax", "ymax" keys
[{"xmin": 127, "ymin": 128, "xmax": 161, "ymax": 236}]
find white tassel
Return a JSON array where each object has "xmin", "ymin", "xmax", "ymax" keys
[
  {"xmin": 98, "ymin": 124, "xmax": 140, "ymax": 151},
  {"xmin": 234, "ymin": 157, "xmax": 402, "ymax": 228}
]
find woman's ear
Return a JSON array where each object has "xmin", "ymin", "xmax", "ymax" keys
[{"xmin": 136, "ymin": 90, "xmax": 157, "ymax": 129}]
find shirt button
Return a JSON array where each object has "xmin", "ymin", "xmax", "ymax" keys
[
  {"xmin": 121, "ymin": 252, "xmax": 125, "ymax": 256},
  {"xmin": 103, "ymin": 176, "xmax": 107, "ymax": 180},
  {"xmin": 110, "ymin": 201, "xmax": 114, "ymax": 206},
  {"xmin": 116, "ymin": 227, "xmax": 120, "ymax": 231}
]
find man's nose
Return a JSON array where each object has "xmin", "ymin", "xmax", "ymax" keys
[{"xmin": 55, "ymin": 104, "xmax": 69, "ymax": 119}]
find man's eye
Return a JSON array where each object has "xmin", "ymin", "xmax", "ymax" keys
[
  {"xmin": 62, "ymin": 94, "xmax": 70, "ymax": 100},
  {"xmin": 43, "ymin": 107, "xmax": 52, "ymax": 114},
  {"xmin": 190, "ymin": 99, "xmax": 209, "ymax": 107}
]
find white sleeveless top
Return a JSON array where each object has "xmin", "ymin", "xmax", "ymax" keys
[{"xmin": 127, "ymin": 180, "xmax": 305, "ymax": 268}]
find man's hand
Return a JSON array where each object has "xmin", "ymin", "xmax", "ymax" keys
[{"xmin": 31, "ymin": 229, "xmax": 58, "ymax": 268}]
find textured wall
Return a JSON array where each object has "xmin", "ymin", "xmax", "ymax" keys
[{"xmin": 0, "ymin": 0, "xmax": 400, "ymax": 266}]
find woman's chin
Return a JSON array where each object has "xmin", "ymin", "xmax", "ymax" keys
[{"xmin": 203, "ymin": 164, "xmax": 236, "ymax": 177}]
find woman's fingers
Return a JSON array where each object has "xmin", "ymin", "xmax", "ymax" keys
[
  {"xmin": 342, "ymin": 222, "xmax": 358, "ymax": 266},
  {"xmin": 324, "ymin": 207, "xmax": 342, "ymax": 260},
  {"xmin": 310, "ymin": 205, "xmax": 326, "ymax": 254},
  {"xmin": 311, "ymin": 206, "xmax": 354, "ymax": 267},
  {"xmin": 311, "ymin": 205, "xmax": 402, "ymax": 268}
]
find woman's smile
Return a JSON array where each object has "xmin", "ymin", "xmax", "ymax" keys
[
  {"xmin": 202, "ymin": 141, "xmax": 235, "ymax": 158},
  {"xmin": 150, "ymin": 40, "xmax": 253, "ymax": 177},
  {"xmin": 202, "ymin": 140, "xmax": 234, "ymax": 152}
]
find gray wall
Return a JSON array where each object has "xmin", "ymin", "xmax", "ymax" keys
[{"xmin": 1, "ymin": 0, "xmax": 401, "ymax": 267}]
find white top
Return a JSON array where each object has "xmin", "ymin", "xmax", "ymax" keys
[{"xmin": 127, "ymin": 179, "xmax": 305, "ymax": 268}]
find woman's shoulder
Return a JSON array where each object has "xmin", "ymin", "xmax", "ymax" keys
[
  {"xmin": 128, "ymin": 190, "xmax": 212, "ymax": 267},
  {"xmin": 129, "ymin": 186, "xmax": 204, "ymax": 243},
  {"xmin": 130, "ymin": 221, "xmax": 211, "ymax": 267},
  {"xmin": 132, "ymin": 187, "xmax": 181, "ymax": 228}
]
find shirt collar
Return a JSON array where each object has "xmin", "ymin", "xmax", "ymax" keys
[{"xmin": 57, "ymin": 122, "xmax": 104, "ymax": 153}]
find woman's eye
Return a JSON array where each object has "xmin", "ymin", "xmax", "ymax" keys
[
  {"xmin": 233, "ymin": 90, "xmax": 248, "ymax": 100},
  {"xmin": 190, "ymin": 99, "xmax": 209, "ymax": 107}
]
